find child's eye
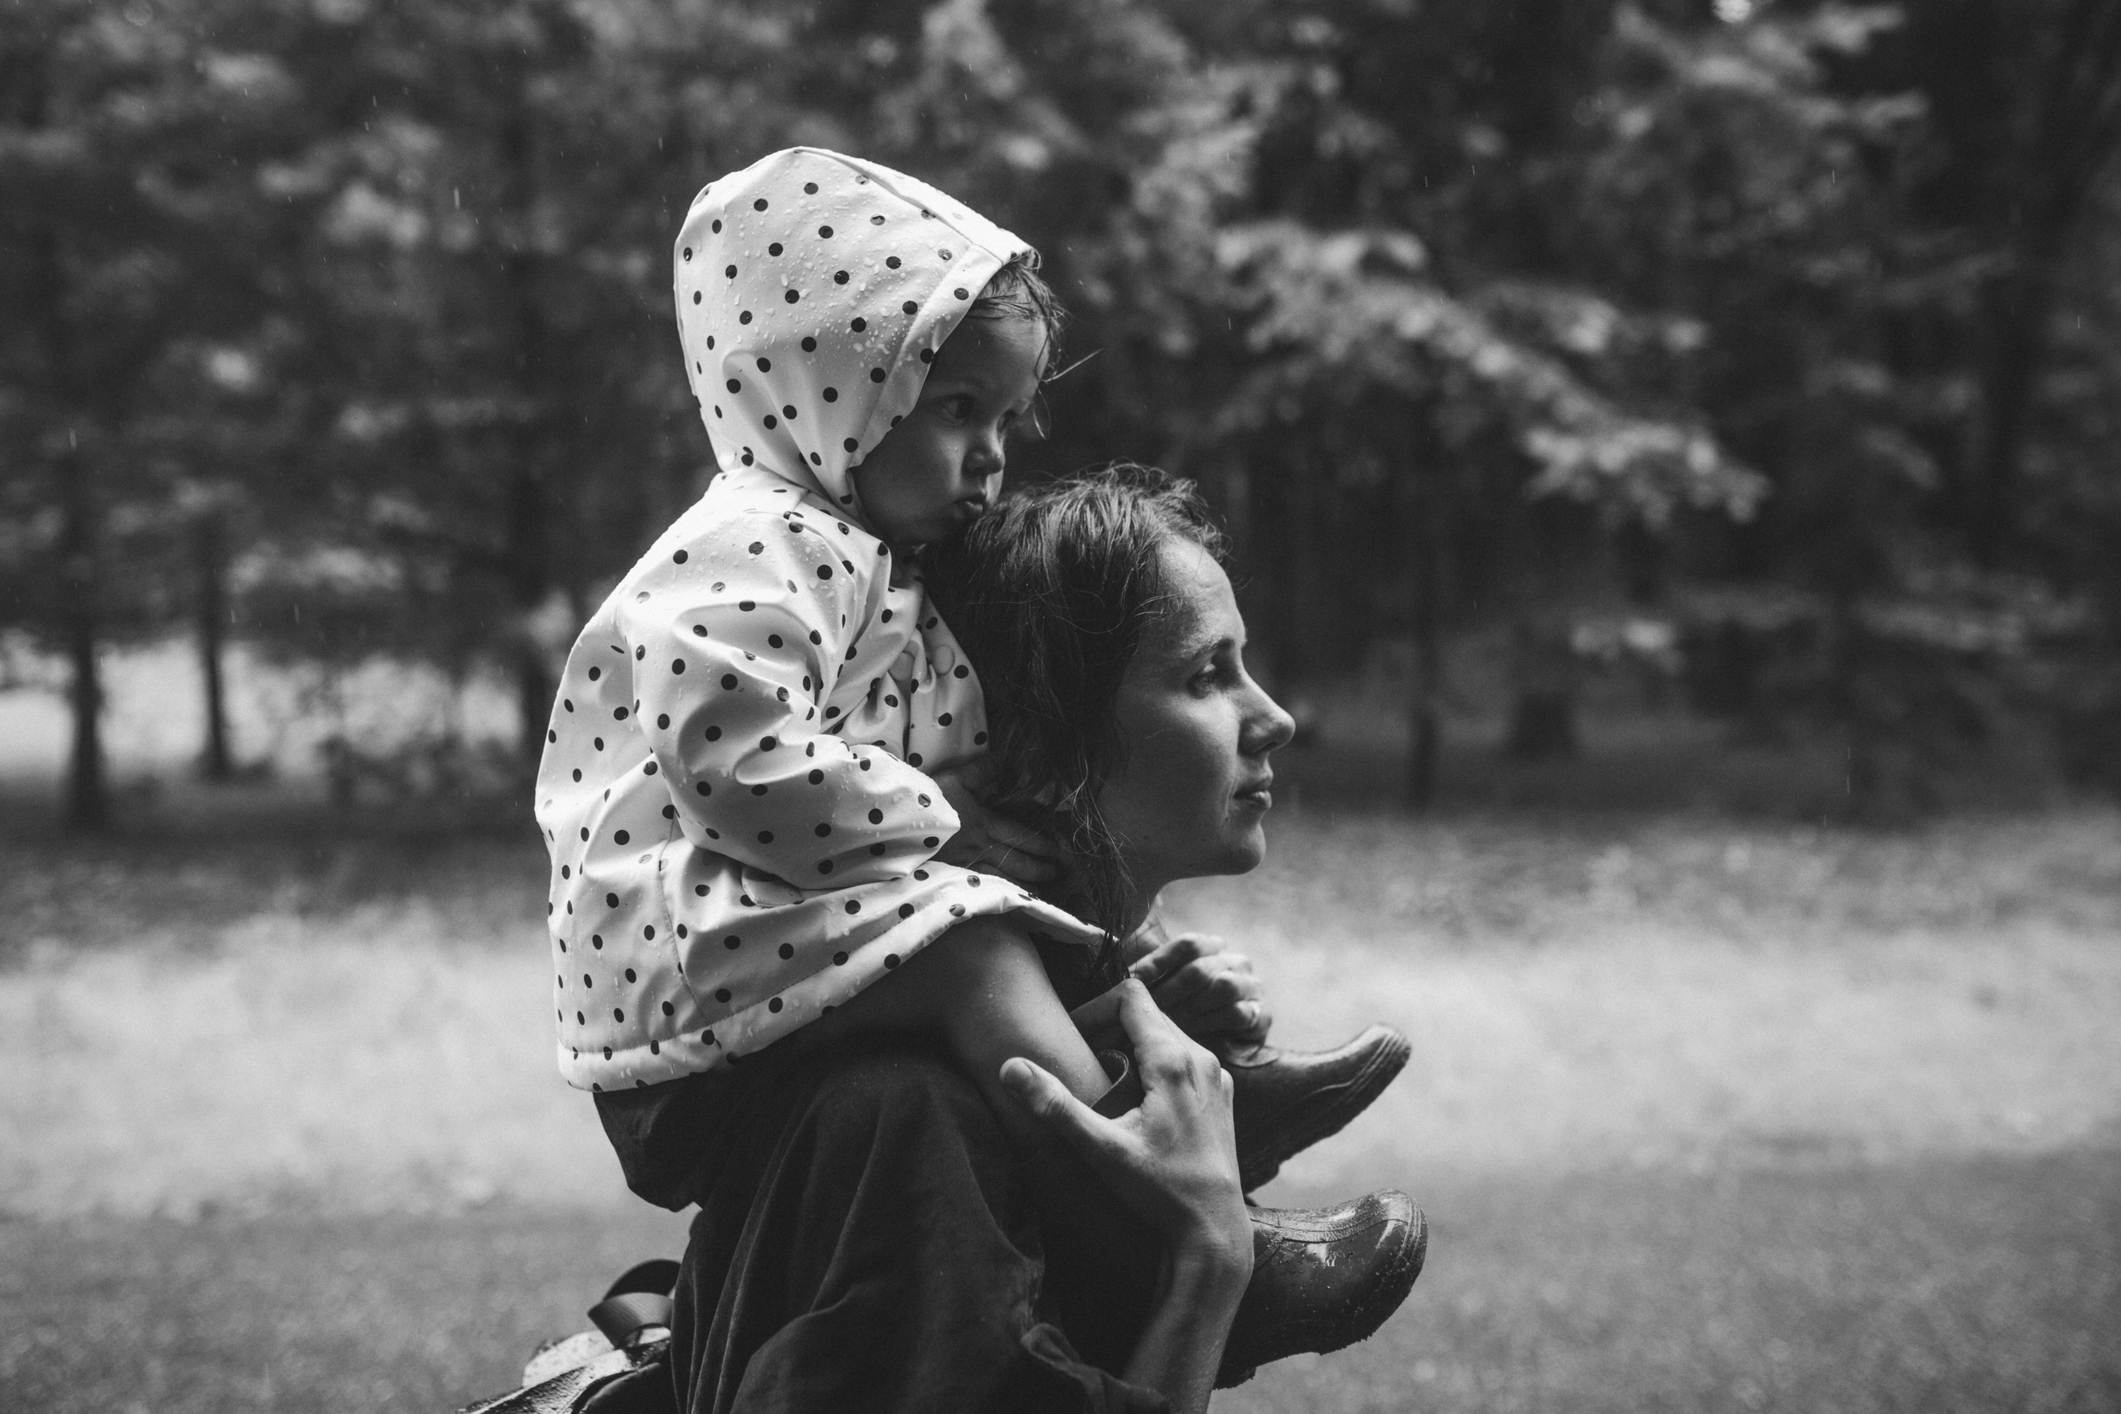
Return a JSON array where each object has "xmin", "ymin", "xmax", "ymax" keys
[{"xmin": 936, "ymin": 394, "xmax": 976, "ymax": 423}]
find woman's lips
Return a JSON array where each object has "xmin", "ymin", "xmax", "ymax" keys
[{"xmin": 1233, "ymin": 780, "xmax": 1273, "ymax": 810}]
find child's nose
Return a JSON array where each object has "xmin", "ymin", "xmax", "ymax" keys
[{"xmin": 966, "ymin": 433, "xmax": 1004, "ymax": 477}]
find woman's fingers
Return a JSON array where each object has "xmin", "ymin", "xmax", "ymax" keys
[
  {"xmin": 1127, "ymin": 931, "xmax": 1216, "ymax": 986},
  {"xmin": 1230, "ymin": 998, "xmax": 1272, "ymax": 1042},
  {"xmin": 998, "ymin": 1057, "xmax": 1134, "ymax": 1180},
  {"xmin": 1153, "ymin": 951, "xmax": 1254, "ymax": 1008},
  {"xmin": 1168, "ymin": 977, "xmax": 1261, "ymax": 1030},
  {"xmin": 998, "ymin": 1056, "xmax": 1079, "ymax": 1124},
  {"xmin": 1050, "ymin": 983, "xmax": 1248, "ymax": 1243},
  {"xmin": 1117, "ymin": 978, "xmax": 1221, "ymax": 1091},
  {"xmin": 1151, "ymin": 953, "xmax": 1268, "ymax": 1041}
]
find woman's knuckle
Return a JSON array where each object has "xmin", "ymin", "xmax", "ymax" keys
[{"xmin": 1144, "ymin": 1054, "xmax": 1190, "ymax": 1089}]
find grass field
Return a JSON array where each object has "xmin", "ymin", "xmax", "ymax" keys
[{"xmin": 3, "ymin": 796, "xmax": 2118, "ymax": 1412}]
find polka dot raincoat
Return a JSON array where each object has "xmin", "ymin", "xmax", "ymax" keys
[{"xmin": 535, "ymin": 148, "xmax": 1101, "ymax": 1094}]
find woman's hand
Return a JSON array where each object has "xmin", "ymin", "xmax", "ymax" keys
[
  {"xmin": 1129, "ymin": 930, "xmax": 1272, "ymax": 1046},
  {"xmin": 999, "ymin": 979, "xmax": 1253, "ymax": 1267},
  {"xmin": 931, "ymin": 761, "xmax": 1068, "ymax": 887}
]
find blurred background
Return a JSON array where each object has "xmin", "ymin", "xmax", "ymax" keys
[{"xmin": 2, "ymin": 1, "xmax": 2118, "ymax": 1411}]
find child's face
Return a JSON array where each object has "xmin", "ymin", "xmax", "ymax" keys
[{"xmin": 853, "ymin": 316, "xmax": 1045, "ymax": 549}]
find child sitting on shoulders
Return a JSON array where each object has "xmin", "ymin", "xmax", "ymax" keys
[{"xmin": 536, "ymin": 147, "xmax": 1117, "ymax": 1108}]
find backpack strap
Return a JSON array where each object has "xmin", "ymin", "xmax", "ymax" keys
[{"xmin": 586, "ymin": 1259, "xmax": 680, "ymax": 1349}]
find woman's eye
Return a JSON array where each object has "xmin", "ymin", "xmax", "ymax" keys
[{"xmin": 935, "ymin": 394, "xmax": 975, "ymax": 422}]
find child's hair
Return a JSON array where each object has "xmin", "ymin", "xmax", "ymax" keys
[
  {"xmin": 924, "ymin": 463, "xmax": 1230, "ymax": 939},
  {"xmin": 966, "ymin": 252, "xmax": 1067, "ymax": 377}
]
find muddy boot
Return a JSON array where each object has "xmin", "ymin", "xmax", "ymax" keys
[{"xmin": 1217, "ymin": 1190, "xmax": 1428, "ymax": 1387}]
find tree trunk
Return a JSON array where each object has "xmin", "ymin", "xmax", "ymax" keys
[
  {"xmin": 195, "ymin": 516, "xmax": 232, "ymax": 781},
  {"xmin": 1968, "ymin": 253, "xmax": 2061, "ymax": 567},
  {"xmin": 1406, "ymin": 616, "xmax": 1442, "ymax": 808},
  {"xmin": 516, "ymin": 647, "xmax": 555, "ymax": 767},
  {"xmin": 501, "ymin": 93, "xmax": 555, "ymax": 768},
  {"xmin": 59, "ymin": 443, "xmax": 108, "ymax": 831},
  {"xmin": 1405, "ymin": 443, "xmax": 1445, "ymax": 810},
  {"xmin": 27, "ymin": 76, "xmax": 107, "ymax": 828},
  {"xmin": 1967, "ymin": 0, "xmax": 2121, "ymax": 563},
  {"xmin": 1506, "ymin": 614, "xmax": 1579, "ymax": 761},
  {"xmin": 507, "ymin": 461, "xmax": 553, "ymax": 765},
  {"xmin": 1249, "ymin": 437, "xmax": 1310, "ymax": 692}
]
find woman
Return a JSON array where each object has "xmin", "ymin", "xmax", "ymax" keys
[{"xmin": 607, "ymin": 465, "xmax": 1424, "ymax": 1412}]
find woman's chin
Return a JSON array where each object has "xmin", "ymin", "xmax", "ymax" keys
[
  {"xmin": 1211, "ymin": 825, "xmax": 1269, "ymax": 876},
  {"xmin": 1144, "ymin": 831, "xmax": 1267, "ymax": 890}
]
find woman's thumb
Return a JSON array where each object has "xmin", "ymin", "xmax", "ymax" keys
[
  {"xmin": 999, "ymin": 1057, "xmax": 1107, "ymax": 1157},
  {"xmin": 998, "ymin": 1056, "xmax": 1065, "ymax": 1115}
]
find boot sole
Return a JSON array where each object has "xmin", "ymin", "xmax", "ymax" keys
[{"xmin": 1238, "ymin": 1025, "xmax": 1412, "ymax": 1192}]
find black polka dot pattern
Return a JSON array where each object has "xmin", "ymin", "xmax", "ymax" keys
[
  {"xmin": 672, "ymin": 146, "xmax": 1030, "ymax": 520},
  {"xmin": 534, "ymin": 147, "xmax": 1103, "ymax": 1097}
]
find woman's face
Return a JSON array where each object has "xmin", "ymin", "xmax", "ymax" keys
[{"xmin": 1095, "ymin": 538, "xmax": 1296, "ymax": 898}]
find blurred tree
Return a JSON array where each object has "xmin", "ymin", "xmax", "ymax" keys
[
  {"xmin": 1038, "ymin": 0, "xmax": 1773, "ymax": 800},
  {"xmin": 231, "ymin": 0, "xmax": 752, "ymax": 766},
  {"xmin": 1894, "ymin": 0, "xmax": 2121, "ymax": 567},
  {"xmin": 0, "ymin": 0, "xmax": 307, "ymax": 826},
  {"xmin": 5, "ymin": 0, "xmax": 2113, "ymax": 820}
]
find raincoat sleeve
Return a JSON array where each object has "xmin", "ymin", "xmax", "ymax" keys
[{"xmin": 619, "ymin": 508, "xmax": 959, "ymax": 889}]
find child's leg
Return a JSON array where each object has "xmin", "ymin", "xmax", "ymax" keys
[{"xmin": 799, "ymin": 915, "xmax": 1116, "ymax": 1138}]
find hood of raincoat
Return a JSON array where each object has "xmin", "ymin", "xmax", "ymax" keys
[{"xmin": 674, "ymin": 147, "xmax": 1033, "ymax": 522}]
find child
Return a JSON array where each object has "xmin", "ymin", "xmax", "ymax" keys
[
  {"xmin": 535, "ymin": 147, "xmax": 1402, "ymax": 1169},
  {"xmin": 537, "ymin": 147, "xmax": 1121, "ymax": 1103}
]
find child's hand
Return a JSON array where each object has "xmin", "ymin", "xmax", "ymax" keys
[
  {"xmin": 1129, "ymin": 931, "xmax": 1272, "ymax": 1045},
  {"xmin": 932, "ymin": 761, "xmax": 1068, "ymax": 887}
]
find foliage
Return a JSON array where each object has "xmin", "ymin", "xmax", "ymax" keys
[{"xmin": 1, "ymin": 0, "xmax": 2116, "ymax": 823}]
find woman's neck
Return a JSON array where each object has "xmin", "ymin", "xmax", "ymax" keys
[
  {"xmin": 1048, "ymin": 862, "xmax": 1163, "ymax": 944},
  {"xmin": 1110, "ymin": 873, "xmax": 1168, "ymax": 944}
]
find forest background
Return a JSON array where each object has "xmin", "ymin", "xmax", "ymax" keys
[{"xmin": 5, "ymin": 0, "xmax": 2121, "ymax": 823}]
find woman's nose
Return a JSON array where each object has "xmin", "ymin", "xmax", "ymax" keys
[{"xmin": 1245, "ymin": 684, "xmax": 1297, "ymax": 755}]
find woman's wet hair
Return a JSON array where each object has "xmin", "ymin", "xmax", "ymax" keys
[{"xmin": 924, "ymin": 463, "xmax": 1229, "ymax": 939}]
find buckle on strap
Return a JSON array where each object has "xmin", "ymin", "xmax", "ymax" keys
[
  {"xmin": 585, "ymin": 1258, "xmax": 681, "ymax": 1348},
  {"xmin": 586, "ymin": 1291, "xmax": 674, "ymax": 1350}
]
